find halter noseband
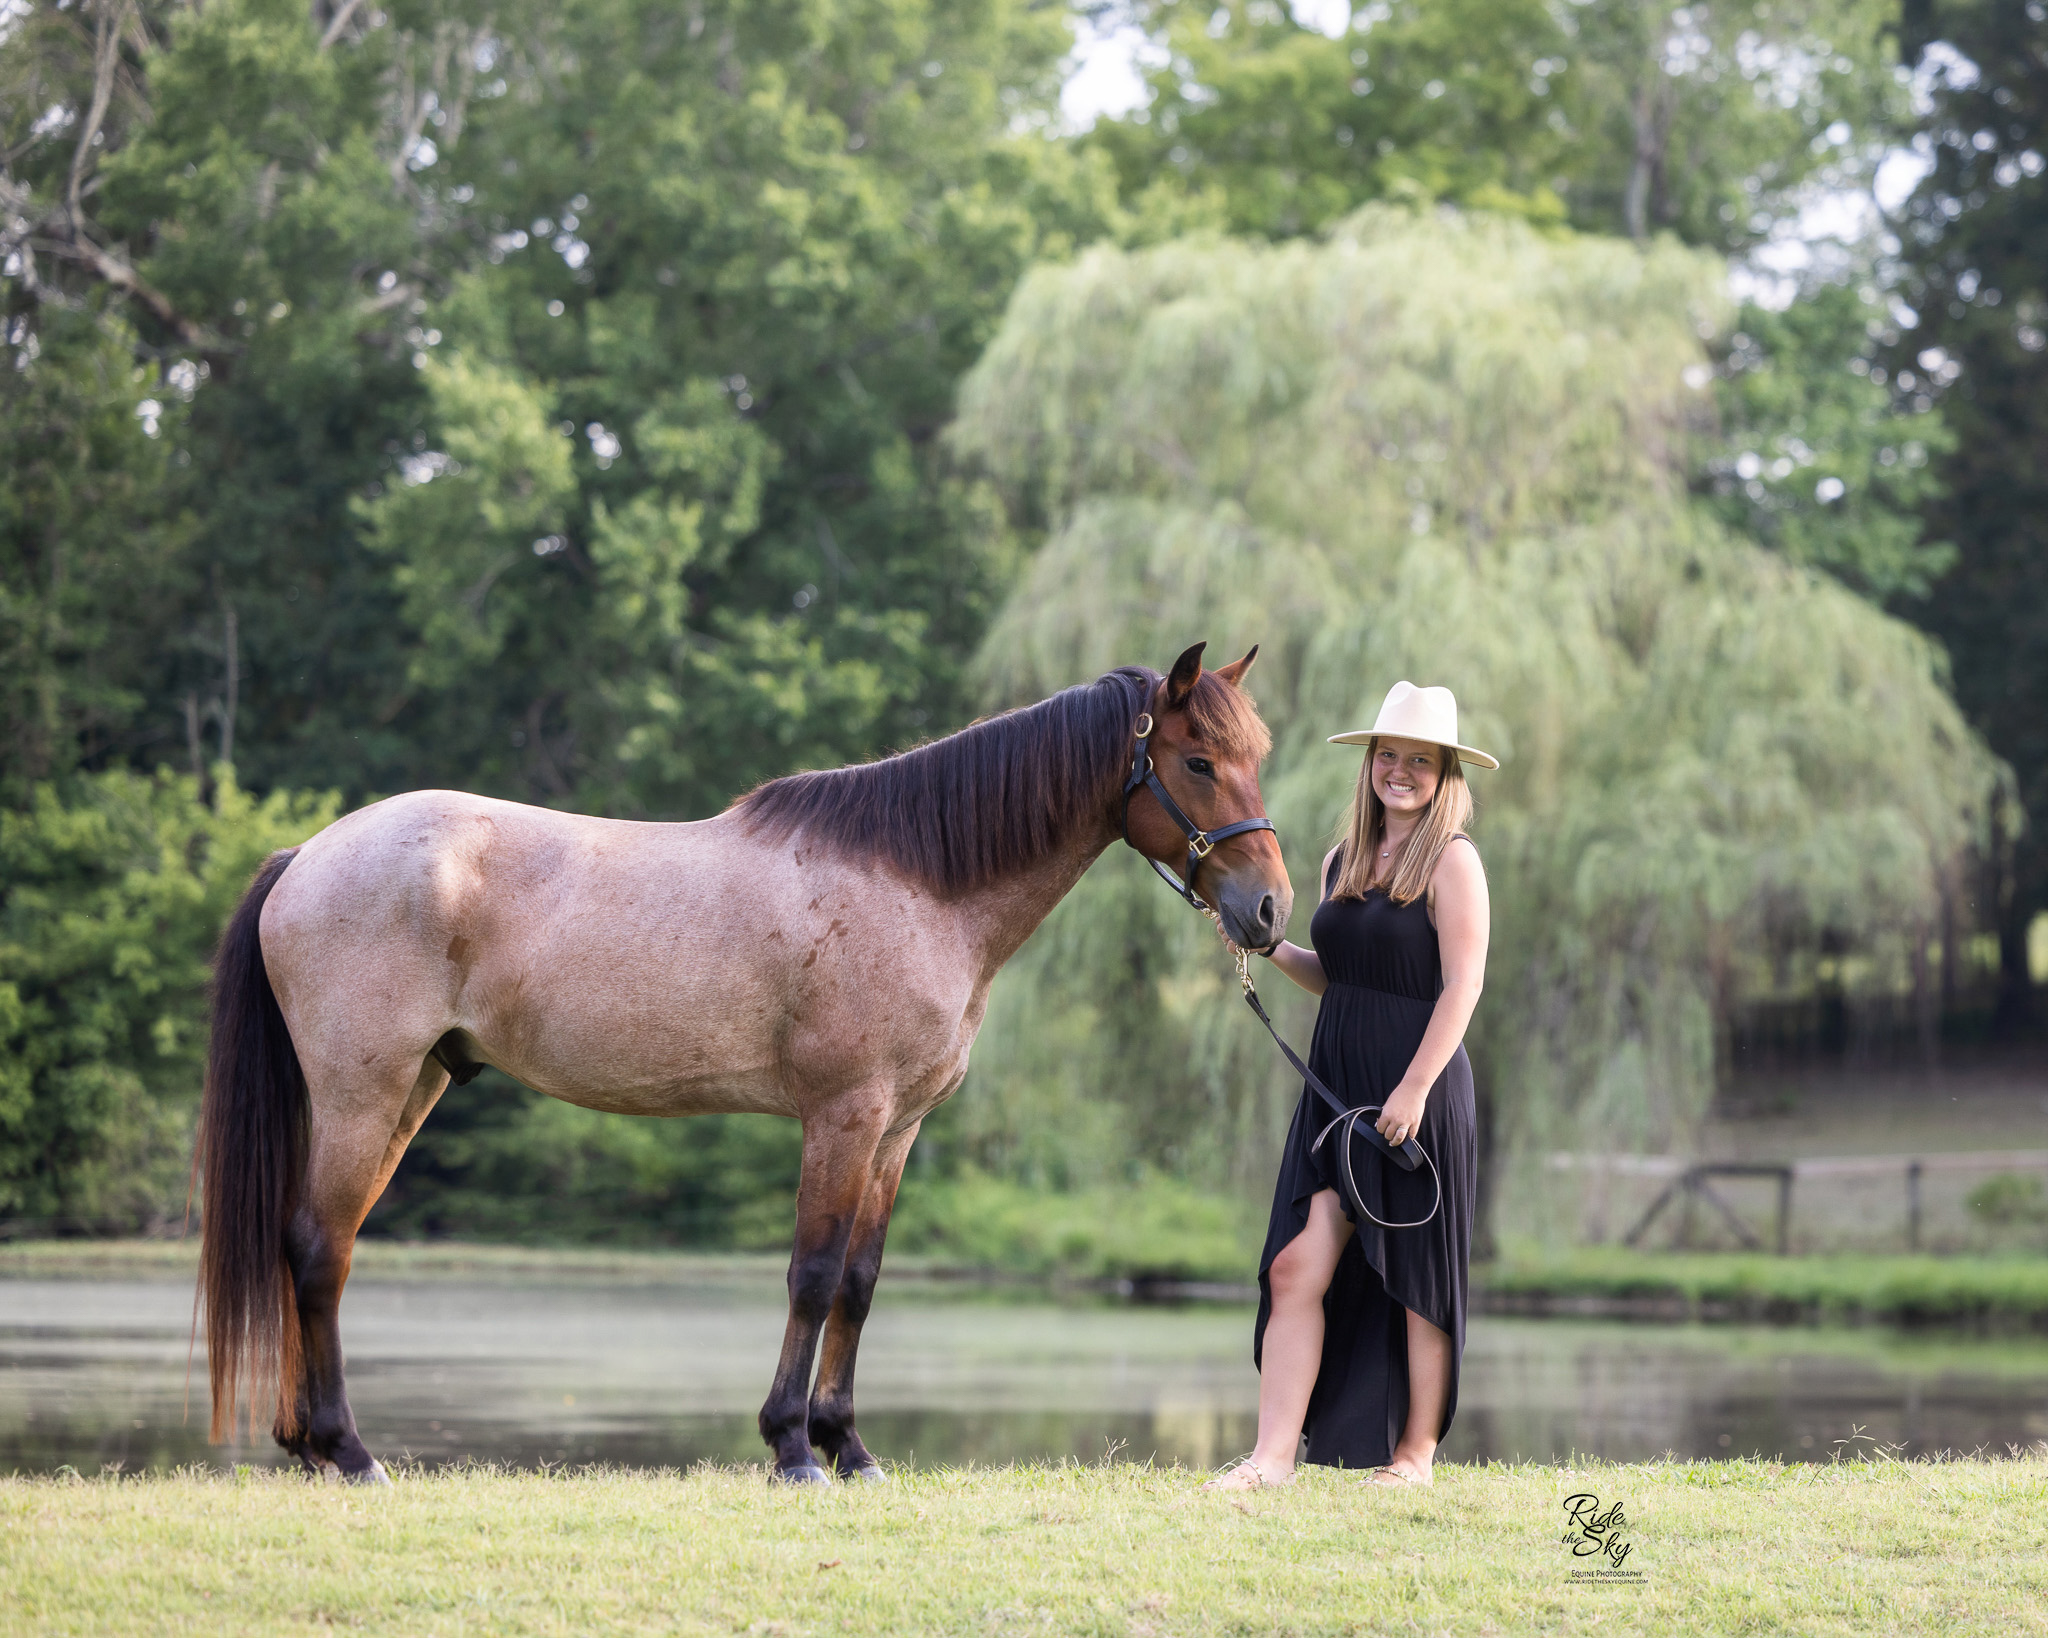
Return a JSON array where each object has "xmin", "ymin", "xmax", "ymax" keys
[{"xmin": 1119, "ymin": 711, "xmax": 1277, "ymax": 911}]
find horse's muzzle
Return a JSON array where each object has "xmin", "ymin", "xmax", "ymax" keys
[{"xmin": 1215, "ymin": 878, "xmax": 1289, "ymax": 953}]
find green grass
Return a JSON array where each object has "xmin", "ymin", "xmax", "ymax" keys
[
  {"xmin": 1482, "ymin": 1248, "xmax": 2048, "ymax": 1329},
  {"xmin": 2, "ymin": 1458, "xmax": 2044, "ymax": 1636}
]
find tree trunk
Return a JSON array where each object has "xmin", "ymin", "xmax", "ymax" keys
[{"xmin": 1624, "ymin": 80, "xmax": 1654, "ymax": 241}]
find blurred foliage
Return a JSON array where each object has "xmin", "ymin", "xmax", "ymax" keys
[
  {"xmin": 2, "ymin": 0, "xmax": 1114, "ymax": 812},
  {"xmin": 0, "ymin": 770, "xmax": 338, "ymax": 1231},
  {"xmin": 889, "ymin": 1167, "xmax": 1262, "ymax": 1281},
  {"xmin": 4, "ymin": 0, "xmax": 457, "ymax": 796},
  {"xmin": 1080, "ymin": 0, "xmax": 2040, "ymax": 1055},
  {"xmin": 1083, "ymin": 0, "xmax": 1575, "ymax": 238},
  {"xmin": 370, "ymin": 1104, "xmax": 1261, "ymax": 1278},
  {"xmin": 1484, "ymin": 1246, "xmax": 2048, "ymax": 1324},
  {"xmin": 1074, "ymin": 2, "xmax": 1956, "ymax": 623},
  {"xmin": 1082, "ymin": 0, "xmax": 1905, "ymax": 248},
  {"xmin": 363, "ymin": 1069, "xmax": 806, "ymax": 1249},
  {"xmin": 342, "ymin": 0, "xmax": 1120, "ymax": 817},
  {"xmin": 1703, "ymin": 285, "xmax": 1954, "ymax": 600},
  {"xmin": 0, "ymin": 310, "xmax": 197, "ymax": 797},
  {"xmin": 944, "ymin": 212, "xmax": 1999, "ymax": 1237},
  {"xmin": 1888, "ymin": 0, "xmax": 2048, "ymax": 1026},
  {"xmin": 1964, "ymin": 1172, "xmax": 2048, "ymax": 1230}
]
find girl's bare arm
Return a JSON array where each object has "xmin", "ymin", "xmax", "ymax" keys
[
  {"xmin": 1261, "ymin": 845, "xmax": 1340, "ymax": 997},
  {"xmin": 1373, "ymin": 839, "xmax": 1488, "ymax": 1143}
]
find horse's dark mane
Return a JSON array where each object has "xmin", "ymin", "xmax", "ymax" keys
[{"xmin": 734, "ymin": 665, "xmax": 1268, "ymax": 894}]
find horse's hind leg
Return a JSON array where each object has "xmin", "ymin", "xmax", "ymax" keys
[
  {"xmin": 281, "ymin": 1057, "xmax": 448, "ymax": 1482},
  {"xmin": 807, "ymin": 1121, "xmax": 918, "ymax": 1481},
  {"xmin": 758, "ymin": 1097, "xmax": 890, "ymax": 1483}
]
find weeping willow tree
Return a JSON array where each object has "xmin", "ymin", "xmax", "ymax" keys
[{"xmin": 939, "ymin": 209, "xmax": 2000, "ymax": 1241}]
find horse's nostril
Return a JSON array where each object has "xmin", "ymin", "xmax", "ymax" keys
[{"xmin": 1258, "ymin": 893, "xmax": 1276, "ymax": 929}]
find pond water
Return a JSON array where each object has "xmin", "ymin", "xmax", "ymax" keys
[{"xmin": 4, "ymin": 1270, "xmax": 2046, "ymax": 1475}]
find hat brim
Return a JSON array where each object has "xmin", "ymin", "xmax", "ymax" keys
[{"xmin": 1326, "ymin": 731, "xmax": 1499, "ymax": 770}]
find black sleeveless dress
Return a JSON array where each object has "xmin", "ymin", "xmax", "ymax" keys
[{"xmin": 1253, "ymin": 848, "xmax": 1478, "ymax": 1469}]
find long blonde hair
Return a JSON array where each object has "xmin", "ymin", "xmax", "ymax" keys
[{"xmin": 1331, "ymin": 737, "xmax": 1474, "ymax": 904}]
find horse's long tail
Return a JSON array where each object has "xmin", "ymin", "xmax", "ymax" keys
[{"xmin": 199, "ymin": 848, "xmax": 308, "ymax": 1443}]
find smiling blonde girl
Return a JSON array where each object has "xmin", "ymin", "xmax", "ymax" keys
[{"xmin": 1207, "ymin": 682, "xmax": 1494, "ymax": 1489}]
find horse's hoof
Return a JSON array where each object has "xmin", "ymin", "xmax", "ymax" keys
[
  {"xmin": 347, "ymin": 1459, "xmax": 392, "ymax": 1487},
  {"xmin": 773, "ymin": 1463, "xmax": 833, "ymax": 1485},
  {"xmin": 842, "ymin": 1464, "xmax": 889, "ymax": 1484}
]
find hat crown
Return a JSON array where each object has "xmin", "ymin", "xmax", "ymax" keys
[
  {"xmin": 1324, "ymin": 681, "xmax": 1498, "ymax": 766},
  {"xmin": 1371, "ymin": 680, "xmax": 1462, "ymax": 746}
]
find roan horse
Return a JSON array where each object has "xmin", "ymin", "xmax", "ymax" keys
[{"xmin": 199, "ymin": 641, "xmax": 1291, "ymax": 1483}]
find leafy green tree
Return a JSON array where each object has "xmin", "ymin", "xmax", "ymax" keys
[
  {"xmin": 1082, "ymin": 0, "xmax": 1574, "ymax": 239},
  {"xmin": 1558, "ymin": 0, "xmax": 1900, "ymax": 246},
  {"xmin": 1081, "ymin": 0, "xmax": 1902, "ymax": 249},
  {"xmin": 1889, "ymin": 0, "xmax": 2048, "ymax": 1028},
  {"xmin": 945, "ymin": 211, "xmax": 1997, "ymax": 1234},
  {"xmin": 1078, "ymin": 4, "xmax": 1955, "ymax": 630},
  {"xmin": 0, "ymin": 0, "xmax": 441, "ymax": 1228},
  {"xmin": 0, "ymin": 0, "xmax": 2010, "ymax": 1255},
  {"xmin": 354, "ymin": 0, "xmax": 1115, "ymax": 817},
  {"xmin": 0, "ymin": 770, "xmax": 338, "ymax": 1231},
  {"xmin": 0, "ymin": 310, "xmax": 197, "ymax": 796},
  {"xmin": 5, "ymin": 0, "xmax": 1114, "ymax": 815},
  {"xmin": 3, "ymin": 0, "xmax": 474, "ymax": 798},
  {"xmin": 1703, "ymin": 284, "xmax": 1954, "ymax": 600}
]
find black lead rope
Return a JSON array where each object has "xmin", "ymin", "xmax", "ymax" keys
[
  {"xmin": 1234, "ymin": 962, "xmax": 1441, "ymax": 1232},
  {"xmin": 1117, "ymin": 711, "xmax": 1440, "ymax": 1231}
]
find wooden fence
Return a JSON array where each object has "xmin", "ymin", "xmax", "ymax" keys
[{"xmin": 1545, "ymin": 1150, "xmax": 2048, "ymax": 1253}]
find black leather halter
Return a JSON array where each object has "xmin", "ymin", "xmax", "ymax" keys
[{"xmin": 1119, "ymin": 711, "xmax": 1277, "ymax": 911}]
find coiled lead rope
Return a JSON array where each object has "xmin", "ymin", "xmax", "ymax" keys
[{"xmin": 1207, "ymin": 912, "xmax": 1442, "ymax": 1231}]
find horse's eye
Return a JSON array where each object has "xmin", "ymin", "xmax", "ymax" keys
[{"xmin": 1186, "ymin": 757, "xmax": 1215, "ymax": 777}]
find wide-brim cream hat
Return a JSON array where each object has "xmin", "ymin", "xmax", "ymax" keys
[{"xmin": 1327, "ymin": 681, "xmax": 1499, "ymax": 769}]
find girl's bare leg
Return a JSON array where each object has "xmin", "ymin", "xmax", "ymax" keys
[
  {"xmin": 1373, "ymin": 1309, "xmax": 1451, "ymax": 1484},
  {"xmin": 1204, "ymin": 1188, "xmax": 1351, "ymax": 1489}
]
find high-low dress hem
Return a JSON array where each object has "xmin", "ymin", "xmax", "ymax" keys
[{"xmin": 1252, "ymin": 864, "xmax": 1478, "ymax": 1471}]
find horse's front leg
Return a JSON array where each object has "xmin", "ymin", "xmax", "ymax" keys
[
  {"xmin": 807, "ymin": 1120, "xmax": 919, "ymax": 1481},
  {"xmin": 758, "ymin": 1096, "xmax": 889, "ymax": 1483}
]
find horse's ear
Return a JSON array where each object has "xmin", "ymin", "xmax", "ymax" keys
[
  {"xmin": 1164, "ymin": 641, "xmax": 1207, "ymax": 709},
  {"xmin": 1212, "ymin": 645, "xmax": 1259, "ymax": 689}
]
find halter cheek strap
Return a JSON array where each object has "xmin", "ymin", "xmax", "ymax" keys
[{"xmin": 1119, "ymin": 712, "xmax": 1278, "ymax": 911}]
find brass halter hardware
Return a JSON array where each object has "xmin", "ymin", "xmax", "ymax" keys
[{"xmin": 1118, "ymin": 712, "xmax": 1276, "ymax": 912}]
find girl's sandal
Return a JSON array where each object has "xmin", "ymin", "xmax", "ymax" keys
[
  {"xmin": 1200, "ymin": 1457, "xmax": 1291, "ymax": 1492},
  {"xmin": 1367, "ymin": 1465, "xmax": 1431, "ymax": 1487}
]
